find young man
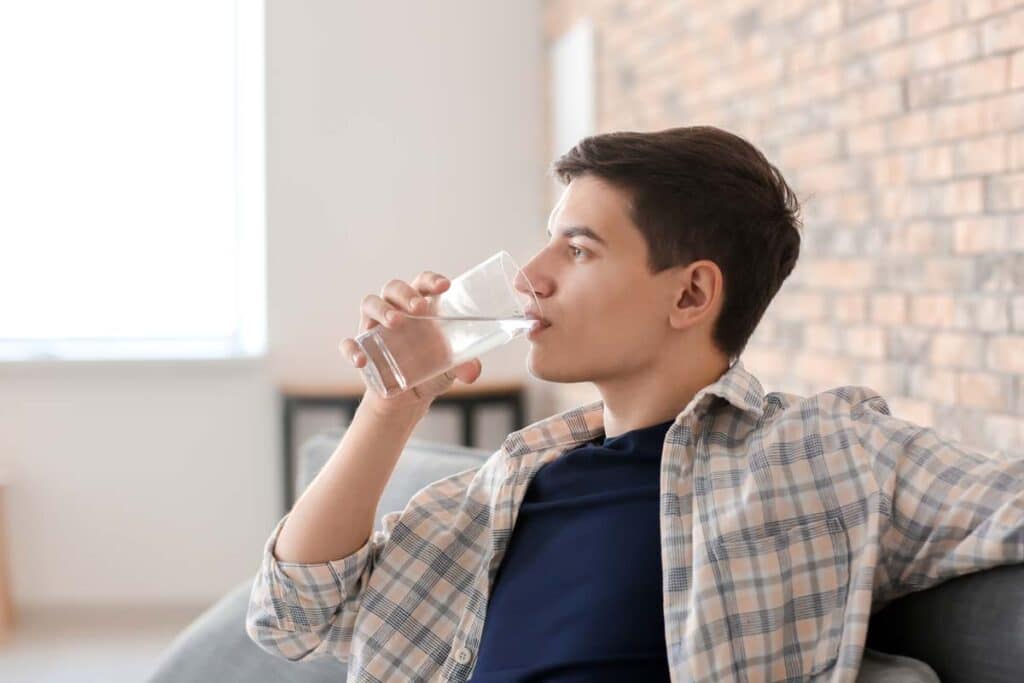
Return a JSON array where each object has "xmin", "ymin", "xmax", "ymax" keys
[{"xmin": 247, "ymin": 126, "xmax": 1024, "ymax": 682}]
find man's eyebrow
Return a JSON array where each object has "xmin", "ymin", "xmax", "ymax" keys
[{"xmin": 546, "ymin": 225, "xmax": 608, "ymax": 246}]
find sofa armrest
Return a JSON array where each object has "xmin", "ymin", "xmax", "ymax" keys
[{"xmin": 147, "ymin": 579, "xmax": 347, "ymax": 683}]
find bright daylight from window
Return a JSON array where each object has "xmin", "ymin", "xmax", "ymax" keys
[{"xmin": 0, "ymin": 0, "xmax": 264, "ymax": 361}]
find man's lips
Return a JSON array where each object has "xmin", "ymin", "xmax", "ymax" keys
[
  {"xmin": 527, "ymin": 320, "xmax": 550, "ymax": 339},
  {"xmin": 524, "ymin": 310, "xmax": 550, "ymax": 327}
]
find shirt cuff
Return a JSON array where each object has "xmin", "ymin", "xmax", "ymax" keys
[{"xmin": 262, "ymin": 513, "xmax": 377, "ymax": 621}]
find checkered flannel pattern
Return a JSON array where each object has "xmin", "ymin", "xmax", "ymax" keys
[{"xmin": 247, "ymin": 359, "xmax": 1024, "ymax": 682}]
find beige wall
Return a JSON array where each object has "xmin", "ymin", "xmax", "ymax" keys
[
  {"xmin": 543, "ymin": 0, "xmax": 1024, "ymax": 456},
  {"xmin": 0, "ymin": 0, "xmax": 546, "ymax": 608}
]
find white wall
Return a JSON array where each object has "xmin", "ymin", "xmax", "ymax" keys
[{"xmin": 0, "ymin": 0, "xmax": 546, "ymax": 608}]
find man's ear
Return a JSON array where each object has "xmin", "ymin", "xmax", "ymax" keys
[{"xmin": 669, "ymin": 260, "xmax": 722, "ymax": 330}]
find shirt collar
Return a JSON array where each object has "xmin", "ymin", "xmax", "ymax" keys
[{"xmin": 501, "ymin": 357, "xmax": 765, "ymax": 457}]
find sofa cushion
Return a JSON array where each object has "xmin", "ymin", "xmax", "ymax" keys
[
  {"xmin": 855, "ymin": 648, "xmax": 940, "ymax": 683},
  {"xmin": 296, "ymin": 425, "xmax": 492, "ymax": 527}
]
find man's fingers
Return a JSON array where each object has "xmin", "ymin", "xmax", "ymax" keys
[
  {"xmin": 338, "ymin": 338, "xmax": 364, "ymax": 366},
  {"xmin": 412, "ymin": 271, "xmax": 450, "ymax": 297},
  {"xmin": 346, "ymin": 272, "xmax": 453, "ymax": 373}
]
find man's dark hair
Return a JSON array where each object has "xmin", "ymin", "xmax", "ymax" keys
[{"xmin": 551, "ymin": 125, "xmax": 802, "ymax": 362}]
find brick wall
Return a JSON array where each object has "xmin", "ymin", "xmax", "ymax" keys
[{"xmin": 543, "ymin": 0, "xmax": 1024, "ymax": 455}]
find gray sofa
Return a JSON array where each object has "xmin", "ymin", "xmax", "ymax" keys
[{"xmin": 147, "ymin": 426, "xmax": 1023, "ymax": 682}]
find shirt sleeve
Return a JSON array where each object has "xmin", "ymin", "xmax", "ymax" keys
[
  {"xmin": 852, "ymin": 394, "xmax": 1024, "ymax": 603},
  {"xmin": 244, "ymin": 508, "xmax": 401, "ymax": 663}
]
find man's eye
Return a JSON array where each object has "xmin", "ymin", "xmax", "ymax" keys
[{"xmin": 569, "ymin": 245, "xmax": 586, "ymax": 259}]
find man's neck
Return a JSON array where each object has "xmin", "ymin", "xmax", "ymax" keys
[{"xmin": 597, "ymin": 355, "xmax": 732, "ymax": 440}]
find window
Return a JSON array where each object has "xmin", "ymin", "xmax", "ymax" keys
[
  {"xmin": 0, "ymin": 0, "xmax": 265, "ymax": 361},
  {"xmin": 549, "ymin": 17, "xmax": 596, "ymax": 161}
]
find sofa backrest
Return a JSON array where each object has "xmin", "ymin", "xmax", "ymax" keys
[
  {"xmin": 295, "ymin": 426, "xmax": 492, "ymax": 527},
  {"xmin": 865, "ymin": 561, "xmax": 1024, "ymax": 683}
]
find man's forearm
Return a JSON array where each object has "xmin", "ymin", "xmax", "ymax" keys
[{"xmin": 273, "ymin": 395, "xmax": 429, "ymax": 564}]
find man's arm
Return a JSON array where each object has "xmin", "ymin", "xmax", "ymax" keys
[
  {"xmin": 852, "ymin": 395, "xmax": 1024, "ymax": 602},
  {"xmin": 245, "ymin": 394, "xmax": 428, "ymax": 663},
  {"xmin": 275, "ymin": 394, "xmax": 428, "ymax": 563}
]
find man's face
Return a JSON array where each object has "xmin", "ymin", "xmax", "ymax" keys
[{"xmin": 516, "ymin": 174, "xmax": 699, "ymax": 384}]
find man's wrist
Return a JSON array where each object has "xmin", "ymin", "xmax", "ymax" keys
[{"xmin": 358, "ymin": 391, "xmax": 431, "ymax": 424}]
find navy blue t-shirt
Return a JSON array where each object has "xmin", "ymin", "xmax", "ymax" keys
[{"xmin": 468, "ymin": 417, "xmax": 675, "ymax": 682}]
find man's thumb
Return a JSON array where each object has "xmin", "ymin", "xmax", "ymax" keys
[{"xmin": 452, "ymin": 358, "xmax": 482, "ymax": 384}]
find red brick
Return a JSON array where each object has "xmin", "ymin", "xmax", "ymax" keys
[
  {"xmin": 1010, "ymin": 132, "xmax": 1024, "ymax": 169},
  {"xmin": 777, "ymin": 130, "xmax": 844, "ymax": 167},
  {"xmin": 906, "ymin": 0, "xmax": 968, "ymax": 38},
  {"xmin": 967, "ymin": 0, "xmax": 1023, "ymax": 21},
  {"xmin": 833, "ymin": 293, "xmax": 868, "ymax": 322},
  {"xmin": 987, "ymin": 335, "xmax": 1024, "ymax": 373},
  {"xmin": 924, "ymin": 258, "xmax": 976, "ymax": 290},
  {"xmin": 775, "ymin": 291, "xmax": 828, "ymax": 321},
  {"xmin": 1012, "ymin": 295, "xmax": 1024, "ymax": 331},
  {"xmin": 908, "ymin": 364, "xmax": 957, "ymax": 404},
  {"xmin": 870, "ymin": 292, "xmax": 908, "ymax": 325},
  {"xmin": 795, "ymin": 352, "xmax": 857, "ymax": 389},
  {"xmin": 847, "ymin": 122, "xmax": 887, "ymax": 155},
  {"xmin": 844, "ymin": 83, "xmax": 904, "ymax": 122},
  {"xmin": 885, "ymin": 111, "xmax": 931, "ymax": 148},
  {"xmin": 907, "ymin": 57, "xmax": 1009, "ymax": 108},
  {"xmin": 986, "ymin": 172, "xmax": 1024, "ymax": 211},
  {"xmin": 798, "ymin": 0, "xmax": 843, "ymax": 35},
  {"xmin": 980, "ymin": 7, "xmax": 1024, "ymax": 54},
  {"xmin": 780, "ymin": 67, "xmax": 843, "ymax": 110},
  {"xmin": 910, "ymin": 144, "xmax": 954, "ymax": 181},
  {"xmin": 843, "ymin": 12, "xmax": 904, "ymax": 57},
  {"xmin": 857, "ymin": 361, "xmax": 908, "ymax": 396},
  {"xmin": 956, "ymin": 371, "xmax": 1013, "ymax": 411},
  {"xmin": 873, "ymin": 153, "xmax": 911, "ymax": 185},
  {"xmin": 929, "ymin": 332, "xmax": 984, "ymax": 367},
  {"xmin": 909, "ymin": 293, "xmax": 957, "ymax": 327},
  {"xmin": 798, "ymin": 160, "xmax": 866, "ymax": 194},
  {"xmin": 888, "ymin": 220, "xmax": 944, "ymax": 253},
  {"xmin": 981, "ymin": 414, "xmax": 1024, "ymax": 453},
  {"xmin": 873, "ymin": 43, "xmax": 911, "ymax": 81},
  {"xmin": 953, "ymin": 216, "xmax": 1010, "ymax": 253},
  {"xmin": 952, "ymin": 294, "xmax": 1011, "ymax": 332},
  {"xmin": 910, "ymin": 25, "xmax": 980, "ymax": 71},
  {"xmin": 953, "ymin": 134, "xmax": 1009, "ymax": 175},
  {"xmin": 845, "ymin": 325, "xmax": 887, "ymax": 359},
  {"xmin": 930, "ymin": 92, "xmax": 1024, "ymax": 141},
  {"xmin": 1012, "ymin": 49, "xmax": 1024, "ymax": 88},
  {"xmin": 805, "ymin": 322, "xmax": 843, "ymax": 353},
  {"xmin": 886, "ymin": 396, "xmax": 935, "ymax": 428},
  {"xmin": 982, "ymin": 91, "xmax": 1024, "ymax": 132}
]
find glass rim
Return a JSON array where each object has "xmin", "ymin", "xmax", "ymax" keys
[{"xmin": 496, "ymin": 250, "xmax": 542, "ymax": 320}]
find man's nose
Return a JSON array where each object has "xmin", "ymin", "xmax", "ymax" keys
[{"xmin": 513, "ymin": 267, "xmax": 539, "ymax": 296}]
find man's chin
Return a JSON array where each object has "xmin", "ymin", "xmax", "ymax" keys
[
  {"xmin": 526, "ymin": 353, "xmax": 586, "ymax": 384},
  {"xmin": 525, "ymin": 351, "xmax": 552, "ymax": 380}
]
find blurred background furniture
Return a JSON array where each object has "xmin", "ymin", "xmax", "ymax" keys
[
  {"xmin": 147, "ymin": 427, "xmax": 1022, "ymax": 683},
  {"xmin": 278, "ymin": 381, "xmax": 525, "ymax": 511}
]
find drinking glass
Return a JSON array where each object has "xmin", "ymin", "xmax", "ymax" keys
[{"xmin": 353, "ymin": 250, "xmax": 542, "ymax": 398}]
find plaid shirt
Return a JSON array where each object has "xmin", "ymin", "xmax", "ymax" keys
[{"xmin": 246, "ymin": 358, "xmax": 1024, "ymax": 682}]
